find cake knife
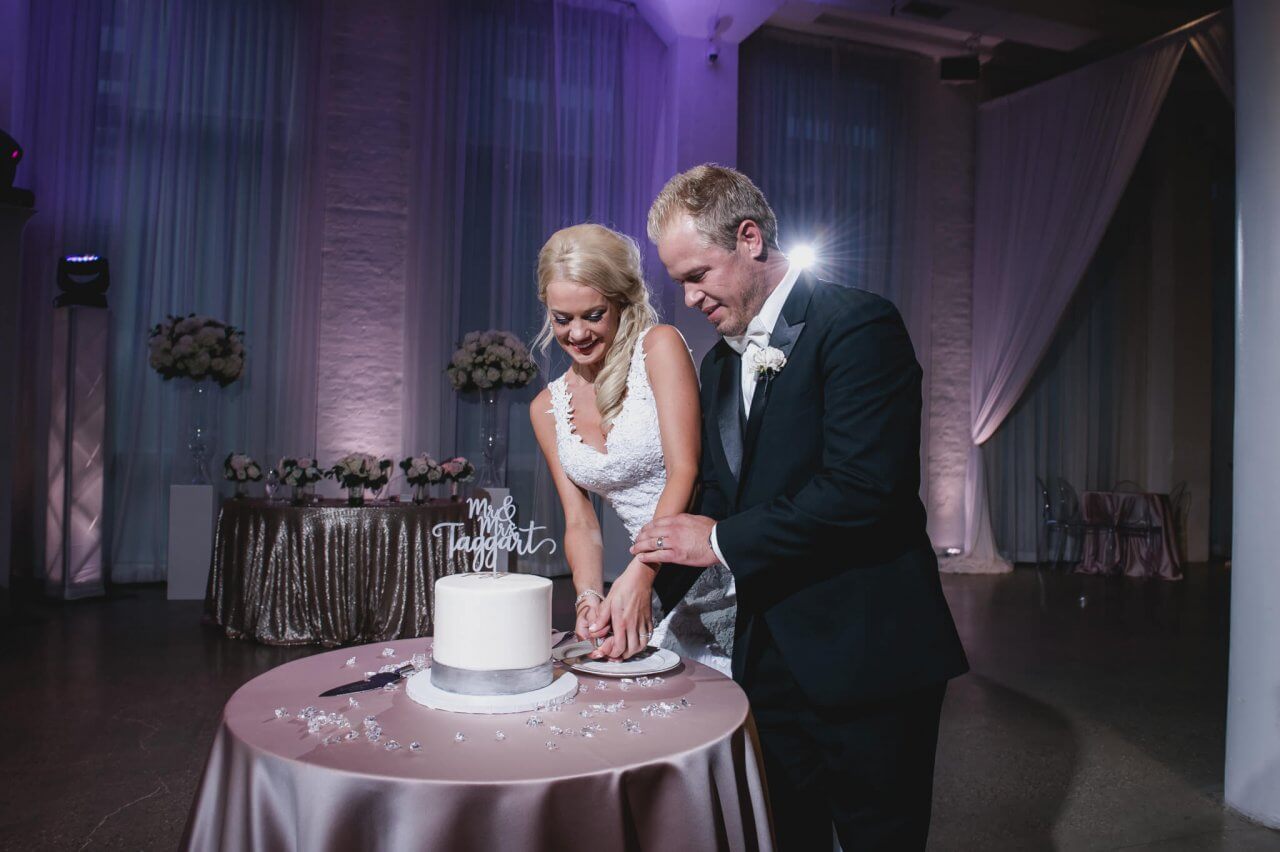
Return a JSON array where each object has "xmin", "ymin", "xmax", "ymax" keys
[{"xmin": 319, "ymin": 662, "xmax": 418, "ymax": 697}]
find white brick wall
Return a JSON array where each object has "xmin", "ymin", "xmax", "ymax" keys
[
  {"xmin": 315, "ymin": 2, "xmax": 413, "ymax": 467},
  {"xmin": 925, "ymin": 84, "xmax": 976, "ymax": 552}
]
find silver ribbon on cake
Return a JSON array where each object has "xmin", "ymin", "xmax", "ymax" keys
[{"xmin": 429, "ymin": 660, "xmax": 554, "ymax": 695}]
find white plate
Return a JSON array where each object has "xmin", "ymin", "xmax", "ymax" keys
[{"xmin": 552, "ymin": 641, "xmax": 682, "ymax": 678}]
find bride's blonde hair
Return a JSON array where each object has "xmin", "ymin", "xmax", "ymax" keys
[{"xmin": 535, "ymin": 224, "xmax": 658, "ymax": 430}]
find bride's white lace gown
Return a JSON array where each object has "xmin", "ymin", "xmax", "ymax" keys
[{"xmin": 547, "ymin": 327, "xmax": 735, "ymax": 675}]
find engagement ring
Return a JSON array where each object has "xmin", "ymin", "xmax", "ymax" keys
[{"xmin": 656, "ymin": 537, "xmax": 664, "ymax": 550}]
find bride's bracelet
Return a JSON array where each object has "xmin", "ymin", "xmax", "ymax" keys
[{"xmin": 574, "ymin": 589, "xmax": 605, "ymax": 609}]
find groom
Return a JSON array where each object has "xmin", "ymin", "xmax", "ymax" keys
[{"xmin": 633, "ymin": 165, "xmax": 968, "ymax": 850}]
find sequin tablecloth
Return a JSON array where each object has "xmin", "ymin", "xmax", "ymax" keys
[
  {"xmin": 204, "ymin": 499, "xmax": 481, "ymax": 646},
  {"xmin": 181, "ymin": 639, "xmax": 773, "ymax": 852}
]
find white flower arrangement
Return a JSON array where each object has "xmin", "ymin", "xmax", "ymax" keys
[
  {"xmin": 277, "ymin": 457, "xmax": 324, "ymax": 488},
  {"xmin": 751, "ymin": 346, "xmax": 787, "ymax": 380},
  {"xmin": 399, "ymin": 454, "xmax": 444, "ymax": 487},
  {"xmin": 326, "ymin": 452, "xmax": 393, "ymax": 490},
  {"xmin": 148, "ymin": 314, "xmax": 245, "ymax": 386},
  {"xmin": 223, "ymin": 452, "xmax": 263, "ymax": 482},
  {"xmin": 439, "ymin": 456, "xmax": 476, "ymax": 483},
  {"xmin": 446, "ymin": 330, "xmax": 537, "ymax": 392}
]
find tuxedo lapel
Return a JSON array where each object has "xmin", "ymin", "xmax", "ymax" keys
[
  {"xmin": 715, "ymin": 346, "xmax": 744, "ymax": 486},
  {"xmin": 738, "ymin": 273, "xmax": 814, "ymax": 488}
]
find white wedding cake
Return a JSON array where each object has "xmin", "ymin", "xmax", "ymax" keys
[{"xmin": 430, "ymin": 572, "xmax": 553, "ymax": 695}]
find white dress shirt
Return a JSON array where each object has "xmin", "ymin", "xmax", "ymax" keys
[{"xmin": 710, "ymin": 261, "xmax": 800, "ymax": 568}]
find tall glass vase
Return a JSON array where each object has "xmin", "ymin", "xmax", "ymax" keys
[
  {"xmin": 478, "ymin": 387, "xmax": 509, "ymax": 488},
  {"xmin": 182, "ymin": 381, "xmax": 217, "ymax": 485}
]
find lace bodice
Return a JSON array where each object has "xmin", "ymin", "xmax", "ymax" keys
[{"xmin": 548, "ymin": 328, "xmax": 666, "ymax": 541}]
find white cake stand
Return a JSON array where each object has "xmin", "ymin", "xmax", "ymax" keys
[{"xmin": 405, "ymin": 667, "xmax": 579, "ymax": 715}]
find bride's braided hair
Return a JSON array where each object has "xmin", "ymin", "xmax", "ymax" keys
[{"xmin": 535, "ymin": 224, "xmax": 658, "ymax": 430}]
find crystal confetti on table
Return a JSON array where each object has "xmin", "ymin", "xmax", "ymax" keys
[
  {"xmin": 348, "ymin": 696, "xmax": 359, "ymax": 708},
  {"xmin": 274, "ymin": 707, "xmax": 289, "ymax": 719},
  {"xmin": 624, "ymin": 719, "xmax": 643, "ymax": 734},
  {"xmin": 409, "ymin": 741, "xmax": 422, "ymax": 752},
  {"xmin": 381, "ymin": 648, "xmax": 396, "ymax": 658},
  {"xmin": 344, "ymin": 656, "xmax": 357, "ymax": 667},
  {"xmin": 341, "ymin": 730, "xmax": 360, "ymax": 742},
  {"xmin": 619, "ymin": 679, "xmax": 632, "ymax": 691},
  {"xmin": 494, "ymin": 731, "xmax": 506, "ymax": 741},
  {"xmin": 577, "ymin": 684, "xmax": 588, "ymax": 695},
  {"xmin": 596, "ymin": 681, "xmax": 608, "ymax": 690},
  {"xmin": 453, "ymin": 732, "xmax": 467, "ymax": 743},
  {"xmin": 545, "ymin": 741, "xmax": 558, "ymax": 751},
  {"xmin": 411, "ymin": 653, "xmax": 428, "ymax": 669},
  {"xmin": 525, "ymin": 715, "xmax": 543, "ymax": 727},
  {"xmin": 378, "ymin": 663, "xmax": 400, "ymax": 674},
  {"xmin": 579, "ymin": 709, "xmax": 593, "ymax": 718},
  {"xmin": 297, "ymin": 705, "xmax": 319, "ymax": 720},
  {"xmin": 384, "ymin": 739, "xmax": 401, "ymax": 751},
  {"xmin": 589, "ymin": 701, "xmax": 626, "ymax": 714}
]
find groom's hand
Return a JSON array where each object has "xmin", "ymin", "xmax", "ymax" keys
[{"xmin": 632, "ymin": 514, "xmax": 719, "ymax": 567}]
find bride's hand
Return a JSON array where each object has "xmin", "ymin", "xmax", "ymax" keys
[
  {"xmin": 589, "ymin": 562, "xmax": 655, "ymax": 661},
  {"xmin": 574, "ymin": 597, "xmax": 603, "ymax": 643}
]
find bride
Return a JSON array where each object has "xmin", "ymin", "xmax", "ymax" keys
[{"xmin": 529, "ymin": 223, "xmax": 735, "ymax": 674}]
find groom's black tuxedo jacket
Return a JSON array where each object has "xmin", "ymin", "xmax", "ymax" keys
[{"xmin": 656, "ymin": 271, "xmax": 968, "ymax": 708}]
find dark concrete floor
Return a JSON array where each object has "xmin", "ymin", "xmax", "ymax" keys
[{"xmin": 0, "ymin": 566, "xmax": 1275, "ymax": 851}]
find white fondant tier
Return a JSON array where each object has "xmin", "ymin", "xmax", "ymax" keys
[{"xmin": 431, "ymin": 572, "xmax": 552, "ymax": 671}]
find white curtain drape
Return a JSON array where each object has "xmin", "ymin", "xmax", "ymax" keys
[
  {"xmin": 403, "ymin": 0, "xmax": 668, "ymax": 576},
  {"xmin": 1188, "ymin": 12, "xmax": 1234, "ymax": 104},
  {"xmin": 952, "ymin": 10, "xmax": 1233, "ymax": 573},
  {"xmin": 15, "ymin": 0, "xmax": 325, "ymax": 582},
  {"xmin": 949, "ymin": 38, "xmax": 1189, "ymax": 573},
  {"xmin": 984, "ymin": 58, "xmax": 1236, "ymax": 564}
]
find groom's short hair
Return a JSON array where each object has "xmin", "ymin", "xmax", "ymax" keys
[{"xmin": 648, "ymin": 164, "xmax": 780, "ymax": 253}]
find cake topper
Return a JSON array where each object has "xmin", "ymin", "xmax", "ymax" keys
[{"xmin": 431, "ymin": 495, "xmax": 557, "ymax": 573}]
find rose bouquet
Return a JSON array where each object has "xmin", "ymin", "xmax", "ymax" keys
[
  {"xmin": 223, "ymin": 452, "xmax": 262, "ymax": 498},
  {"xmin": 327, "ymin": 453, "xmax": 393, "ymax": 506},
  {"xmin": 148, "ymin": 314, "xmax": 245, "ymax": 386},
  {"xmin": 440, "ymin": 456, "xmax": 475, "ymax": 500},
  {"xmin": 400, "ymin": 454, "xmax": 443, "ymax": 504},
  {"xmin": 446, "ymin": 330, "xmax": 537, "ymax": 392},
  {"xmin": 277, "ymin": 456, "xmax": 324, "ymax": 504}
]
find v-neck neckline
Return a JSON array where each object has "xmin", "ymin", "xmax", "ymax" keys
[{"xmin": 562, "ymin": 375, "xmax": 614, "ymax": 457}]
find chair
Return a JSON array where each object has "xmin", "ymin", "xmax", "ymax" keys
[
  {"xmin": 1035, "ymin": 476, "xmax": 1065, "ymax": 567},
  {"xmin": 1052, "ymin": 477, "xmax": 1087, "ymax": 568},
  {"xmin": 1056, "ymin": 477, "xmax": 1113, "ymax": 569}
]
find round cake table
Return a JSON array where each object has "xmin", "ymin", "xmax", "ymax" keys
[{"xmin": 181, "ymin": 638, "xmax": 773, "ymax": 852}]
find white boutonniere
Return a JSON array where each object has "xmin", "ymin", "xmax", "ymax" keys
[{"xmin": 752, "ymin": 346, "xmax": 787, "ymax": 380}]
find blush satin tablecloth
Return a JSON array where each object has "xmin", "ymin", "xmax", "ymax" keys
[
  {"xmin": 181, "ymin": 639, "xmax": 773, "ymax": 852},
  {"xmin": 204, "ymin": 499, "xmax": 481, "ymax": 646},
  {"xmin": 1076, "ymin": 491, "xmax": 1183, "ymax": 581}
]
